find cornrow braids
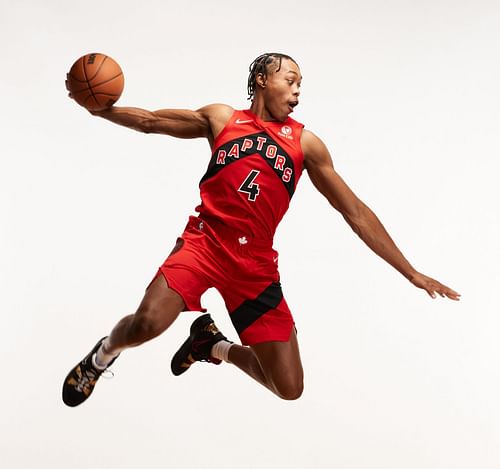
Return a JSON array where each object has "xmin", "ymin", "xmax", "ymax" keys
[{"xmin": 247, "ymin": 52, "xmax": 297, "ymax": 100}]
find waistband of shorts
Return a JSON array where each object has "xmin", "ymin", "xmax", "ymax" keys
[{"xmin": 187, "ymin": 215, "xmax": 274, "ymax": 250}]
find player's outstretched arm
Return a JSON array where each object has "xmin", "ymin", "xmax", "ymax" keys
[
  {"xmin": 89, "ymin": 103, "xmax": 233, "ymax": 143},
  {"xmin": 302, "ymin": 130, "xmax": 460, "ymax": 301}
]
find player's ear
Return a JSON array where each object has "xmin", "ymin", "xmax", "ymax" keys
[{"xmin": 256, "ymin": 72, "xmax": 267, "ymax": 89}]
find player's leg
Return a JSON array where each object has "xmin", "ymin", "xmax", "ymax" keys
[
  {"xmin": 220, "ymin": 277, "xmax": 303, "ymax": 399},
  {"xmin": 101, "ymin": 273, "xmax": 184, "ymax": 354},
  {"xmin": 62, "ymin": 274, "xmax": 185, "ymax": 407},
  {"xmin": 171, "ymin": 313, "xmax": 303, "ymax": 400},
  {"xmin": 171, "ymin": 269, "xmax": 303, "ymax": 399},
  {"xmin": 226, "ymin": 329, "xmax": 304, "ymax": 400}
]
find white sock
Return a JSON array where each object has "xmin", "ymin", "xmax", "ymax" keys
[
  {"xmin": 211, "ymin": 340, "xmax": 233, "ymax": 363},
  {"xmin": 94, "ymin": 338, "xmax": 119, "ymax": 369}
]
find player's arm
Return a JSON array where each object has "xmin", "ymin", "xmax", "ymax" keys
[
  {"xmin": 90, "ymin": 103, "xmax": 233, "ymax": 143},
  {"xmin": 302, "ymin": 129, "xmax": 460, "ymax": 300}
]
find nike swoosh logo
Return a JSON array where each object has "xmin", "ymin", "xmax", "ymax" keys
[
  {"xmin": 235, "ymin": 119, "xmax": 253, "ymax": 124},
  {"xmin": 192, "ymin": 339, "xmax": 211, "ymax": 352}
]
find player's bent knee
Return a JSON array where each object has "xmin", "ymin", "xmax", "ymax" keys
[
  {"xmin": 275, "ymin": 380, "xmax": 304, "ymax": 401},
  {"xmin": 128, "ymin": 308, "xmax": 165, "ymax": 343}
]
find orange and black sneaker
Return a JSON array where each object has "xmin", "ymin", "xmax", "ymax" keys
[
  {"xmin": 62, "ymin": 337, "xmax": 118, "ymax": 407},
  {"xmin": 171, "ymin": 314, "xmax": 227, "ymax": 376}
]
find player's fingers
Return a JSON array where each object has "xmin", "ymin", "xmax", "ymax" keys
[
  {"xmin": 425, "ymin": 287, "xmax": 436, "ymax": 299},
  {"xmin": 65, "ymin": 75, "xmax": 75, "ymax": 100},
  {"xmin": 428, "ymin": 281, "xmax": 448, "ymax": 299},
  {"xmin": 444, "ymin": 290, "xmax": 461, "ymax": 301},
  {"xmin": 416, "ymin": 274, "xmax": 460, "ymax": 301},
  {"xmin": 433, "ymin": 283, "xmax": 461, "ymax": 301},
  {"xmin": 437, "ymin": 283, "xmax": 461, "ymax": 300}
]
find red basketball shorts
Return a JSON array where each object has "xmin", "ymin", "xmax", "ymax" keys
[{"xmin": 155, "ymin": 216, "xmax": 294, "ymax": 346}]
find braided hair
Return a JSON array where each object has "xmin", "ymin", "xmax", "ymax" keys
[{"xmin": 247, "ymin": 52, "xmax": 297, "ymax": 100}]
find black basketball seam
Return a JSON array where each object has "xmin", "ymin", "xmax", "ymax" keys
[
  {"xmin": 69, "ymin": 74, "xmax": 122, "ymax": 100},
  {"xmin": 69, "ymin": 84, "xmax": 92, "ymax": 95},
  {"xmin": 82, "ymin": 59, "xmax": 99, "ymax": 108},
  {"xmin": 68, "ymin": 57, "xmax": 88, "ymax": 84},
  {"xmin": 90, "ymin": 72, "xmax": 123, "ymax": 90},
  {"xmin": 68, "ymin": 71, "xmax": 87, "ymax": 83},
  {"xmin": 86, "ymin": 54, "xmax": 109, "ymax": 82},
  {"xmin": 83, "ymin": 93, "xmax": 97, "ymax": 107},
  {"xmin": 72, "ymin": 87, "xmax": 92, "ymax": 96},
  {"xmin": 92, "ymin": 92, "xmax": 121, "ymax": 97}
]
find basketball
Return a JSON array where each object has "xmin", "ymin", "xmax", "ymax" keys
[{"xmin": 66, "ymin": 53, "xmax": 124, "ymax": 111}]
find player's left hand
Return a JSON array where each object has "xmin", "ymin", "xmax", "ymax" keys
[{"xmin": 410, "ymin": 272, "xmax": 461, "ymax": 300}]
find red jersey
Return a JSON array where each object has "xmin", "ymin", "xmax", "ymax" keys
[{"xmin": 196, "ymin": 109, "xmax": 305, "ymax": 240}]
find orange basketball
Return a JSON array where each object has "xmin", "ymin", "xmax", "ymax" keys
[{"xmin": 66, "ymin": 53, "xmax": 124, "ymax": 111}]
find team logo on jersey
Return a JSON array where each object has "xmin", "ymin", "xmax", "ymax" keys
[
  {"xmin": 200, "ymin": 132, "xmax": 297, "ymax": 200},
  {"xmin": 278, "ymin": 125, "xmax": 293, "ymax": 140}
]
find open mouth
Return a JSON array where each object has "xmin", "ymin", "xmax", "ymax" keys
[{"xmin": 288, "ymin": 101, "xmax": 298, "ymax": 112}]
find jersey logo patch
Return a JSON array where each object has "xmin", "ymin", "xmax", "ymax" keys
[{"xmin": 278, "ymin": 125, "xmax": 293, "ymax": 140}]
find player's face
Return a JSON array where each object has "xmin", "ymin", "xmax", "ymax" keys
[{"xmin": 261, "ymin": 59, "xmax": 302, "ymax": 121}]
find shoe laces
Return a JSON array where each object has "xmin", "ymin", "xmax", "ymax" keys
[
  {"xmin": 101, "ymin": 368, "xmax": 115, "ymax": 379},
  {"xmin": 91, "ymin": 352, "xmax": 117, "ymax": 378},
  {"xmin": 74, "ymin": 360, "xmax": 114, "ymax": 392},
  {"xmin": 73, "ymin": 366, "xmax": 98, "ymax": 393}
]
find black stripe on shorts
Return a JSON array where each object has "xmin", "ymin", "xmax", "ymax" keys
[{"xmin": 230, "ymin": 282, "xmax": 283, "ymax": 335}]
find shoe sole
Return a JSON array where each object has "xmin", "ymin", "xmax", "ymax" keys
[{"xmin": 170, "ymin": 334, "xmax": 196, "ymax": 376}]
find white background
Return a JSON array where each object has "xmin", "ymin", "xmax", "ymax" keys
[{"xmin": 2, "ymin": 1, "xmax": 499, "ymax": 468}]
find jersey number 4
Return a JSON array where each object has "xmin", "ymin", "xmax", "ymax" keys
[{"xmin": 238, "ymin": 170, "xmax": 260, "ymax": 201}]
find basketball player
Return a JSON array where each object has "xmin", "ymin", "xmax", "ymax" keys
[{"xmin": 62, "ymin": 53, "xmax": 460, "ymax": 406}]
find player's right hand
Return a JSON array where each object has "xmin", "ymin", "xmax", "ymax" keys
[
  {"xmin": 88, "ymin": 109, "xmax": 108, "ymax": 116},
  {"xmin": 65, "ymin": 74, "xmax": 73, "ymax": 99}
]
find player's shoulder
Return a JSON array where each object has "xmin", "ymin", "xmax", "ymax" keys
[
  {"xmin": 198, "ymin": 103, "xmax": 234, "ymax": 120},
  {"xmin": 197, "ymin": 104, "xmax": 235, "ymax": 145},
  {"xmin": 300, "ymin": 128, "xmax": 325, "ymax": 151},
  {"xmin": 300, "ymin": 128, "xmax": 331, "ymax": 165}
]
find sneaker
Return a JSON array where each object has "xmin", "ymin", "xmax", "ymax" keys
[
  {"xmin": 62, "ymin": 337, "xmax": 118, "ymax": 407},
  {"xmin": 171, "ymin": 314, "xmax": 227, "ymax": 376}
]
